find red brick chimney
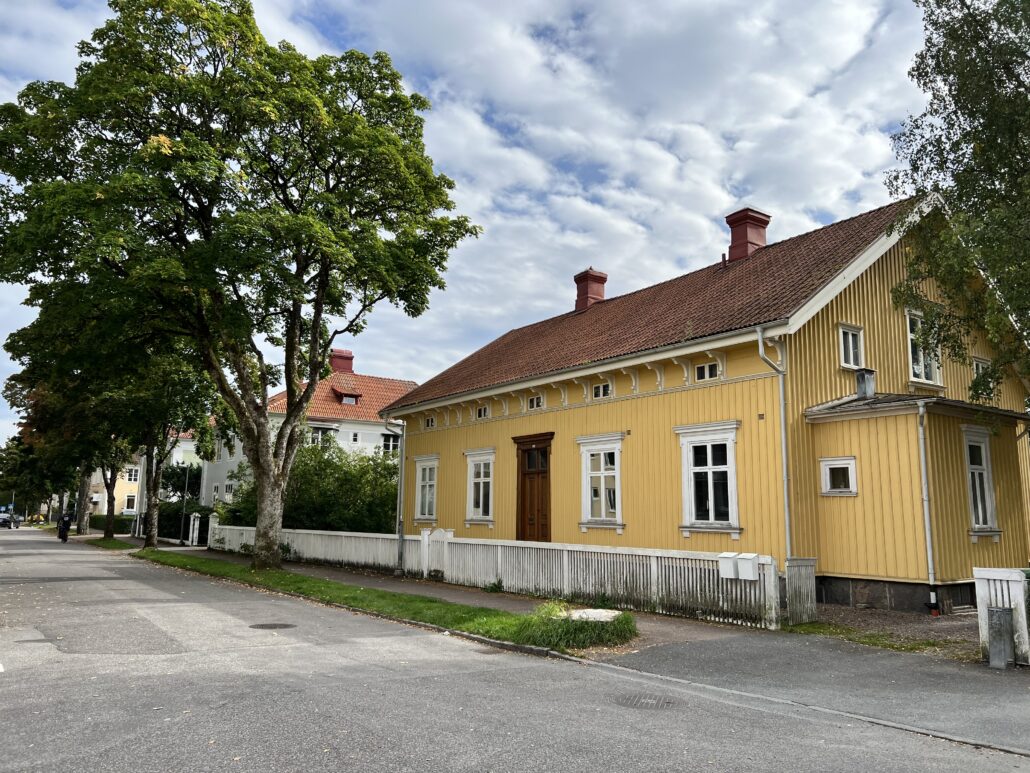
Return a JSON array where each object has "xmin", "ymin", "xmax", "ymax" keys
[
  {"xmin": 725, "ymin": 207, "xmax": 771, "ymax": 261},
  {"xmin": 329, "ymin": 349, "xmax": 354, "ymax": 373},
  {"xmin": 574, "ymin": 268, "xmax": 607, "ymax": 311}
]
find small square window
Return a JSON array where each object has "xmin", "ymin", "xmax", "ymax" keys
[
  {"xmin": 351, "ymin": 432, "xmax": 360, "ymax": 443},
  {"xmin": 476, "ymin": 405, "xmax": 490, "ymax": 420},
  {"xmin": 527, "ymin": 394, "xmax": 544, "ymax": 410},
  {"xmin": 695, "ymin": 362, "xmax": 719, "ymax": 381},
  {"xmin": 839, "ymin": 325, "xmax": 864, "ymax": 369},
  {"xmin": 592, "ymin": 381, "xmax": 612, "ymax": 399},
  {"xmin": 820, "ymin": 457, "xmax": 857, "ymax": 496},
  {"xmin": 424, "ymin": 416, "xmax": 436, "ymax": 429}
]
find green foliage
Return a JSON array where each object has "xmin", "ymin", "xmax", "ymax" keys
[
  {"xmin": 889, "ymin": 0, "xmax": 1030, "ymax": 399},
  {"xmin": 90, "ymin": 516, "xmax": 135, "ymax": 535},
  {"xmin": 224, "ymin": 444, "xmax": 397, "ymax": 533},
  {"xmin": 483, "ymin": 579, "xmax": 504, "ymax": 594},
  {"xmin": 135, "ymin": 549, "xmax": 638, "ymax": 653},
  {"xmin": 155, "ymin": 498, "xmax": 214, "ymax": 540},
  {"xmin": 161, "ymin": 463, "xmax": 202, "ymax": 501}
]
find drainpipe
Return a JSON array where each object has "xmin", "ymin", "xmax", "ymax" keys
[
  {"xmin": 916, "ymin": 401, "xmax": 938, "ymax": 609},
  {"xmin": 756, "ymin": 327, "xmax": 792, "ymax": 561},
  {"xmin": 388, "ymin": 418, "xmax": 407, "ymax": 576}
]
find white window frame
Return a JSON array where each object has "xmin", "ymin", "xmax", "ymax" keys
[
  {"xmin": 351, "ymin": 432, "xmax": 360, "ymax": 443},
  {"xmin": 819, "ymin": 457, "xmax": 857, "ymax": 496},
  {"xmin": 576, "ymin": 433, "xmax": 624, "ymax": 533},
  {"xmin": 424, "ymin": 416, "xmax": 436, "ymax": 429},
  {"xmin": 414, "ymin": 455, "xmax": 439, "ymax": 523},
  {"xmin": 475, "ymin": 404, "xmax": 491, "ymax": 420},
  {"xmin": 527, "ymin": 394, "xmax": 545, "ymax": 411},
  {"xmin": 592, "ymin": 380, "xmax": 613, "ymax": 400},
  {"xmin": 838, "ymin": 324, "xmax": 864, "ymax": 370},
  {"xmin": 125, "ymin": 467, "xmax": 140, "ymax": 483},
  {"xmin": 674, "ymin": 421, "xmax": 741, "ymax": 538},
  {"xmin": 973, "ymin": 358, "xmax": 991, "ymax": 379},
  {"xmin": 464, "ymin": 448, "xmax": 495, "ymax": 525},
  {"xmin": 124, "ymin": 494, "xmax": 137, "ymax": 512},
  {"xmin": 309, "ymin": 426, "xmax": 335, "ymax": 446},
  {"xmin": 212, "ymin": 484, "xmax": 220, "ymax": 500},
  {"xmin": 381, "ymin": 434, "xmax": 400, "ymax": 453},
  {"xmin": 224, "ymin": 483, "xmax": 234, "ymax": 502},
  {"xmin": 342, "ymin": 395, "xmax": 357, "ymax": 405},
  {"xmin": 694, "ymin": 361, "xmax": 719, "ymax": 382},
  {"xmin": 962, "ymin": 425, "xmax": 997, "ymax": 535},
  {"xmin": 907, "ymin": 311, "xmax": 942, "ymax": 385}
]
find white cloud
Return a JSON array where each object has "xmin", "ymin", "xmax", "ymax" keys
[{"xmin": 0, "ymin": 0, "xmax": 927, "ymax": 440}]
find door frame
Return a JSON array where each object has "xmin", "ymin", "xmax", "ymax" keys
[{"xmin": 513, "ymin": 432, "xmax": 554, "ymax": 542}]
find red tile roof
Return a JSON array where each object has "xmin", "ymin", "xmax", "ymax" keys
[
  {"xmin": 269, "ymin": 371, "xmax": 417, "ymax": 423},
  {"xmin": 386, "ymin": 200, "xmax": 911, "ymax": 412}
]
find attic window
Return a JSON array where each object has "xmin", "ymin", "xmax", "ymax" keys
[
  {"xmin": 341, "ymin": 394, "xmax": 359, "ymax": 405},
  {"xmin": 592, "ymin": 381, "xmax": 612, "ymax": 400},
  {"xmin": 476, "ymin": 405, "xmax": 491, "ymax": 420},
  {"xmin": 695, "ymin": 362, "xmax": 719, "ymax": 382},
  {"xmin": 424, "ymin": 416, "xmax": 436, "ymax": 429}
]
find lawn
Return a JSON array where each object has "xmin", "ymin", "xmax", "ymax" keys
[
  {"xmin": 134, "ymin": 549, "xmax": 636, "ymax": 653},
  {"xmin": 87, "ymin": 537, "xmax": 138, "ymax": 550}
]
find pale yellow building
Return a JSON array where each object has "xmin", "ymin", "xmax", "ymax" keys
[{"xmin": 383, "ymin": 201, "xmax": 1030, "ymax": 612}]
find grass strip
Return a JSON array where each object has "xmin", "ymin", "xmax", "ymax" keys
[
  {"xmin": 784, "ymin": 621, "xmax": 966, "ymax": 656},
  {"xmin": 87, "ymin": 537, "xmax": 138, "ymax": 550},
  {"xmin": 134, "ymin": 549, "xmax": 636, "ymax": 652}
]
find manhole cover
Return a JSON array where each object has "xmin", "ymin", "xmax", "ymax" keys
[
  {"xmin": 613, "ymin": 693, "xmax": 677, "ymax": 710},
  {"xmin": 249, "ymin": 623, "xmax": 296, "ymax": 630}
]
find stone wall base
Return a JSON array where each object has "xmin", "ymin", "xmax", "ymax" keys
[{"xmin": 816, "ymin": 576, "xmax": 975, "ymax": 614}]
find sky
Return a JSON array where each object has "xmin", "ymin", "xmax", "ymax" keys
[{"xmin": 0, "ymin": 0, "xmax": 927, "ymax": 441}]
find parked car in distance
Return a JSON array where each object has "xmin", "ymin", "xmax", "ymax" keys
[{"xmin": 0, "ymin": 513, "xmax": 21, "ymax": 529}]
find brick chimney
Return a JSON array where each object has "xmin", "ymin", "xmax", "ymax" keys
[
  {"xmin": 725, "ymin": 207, "xmax": 771, "ymax": 261},
  {"xmin": 574, "ymin": 268, "xmax": 607, "ymax": 312},
  {"xmin": 329, "ymin": 349, "xmax": 354, "ymax": 374}
]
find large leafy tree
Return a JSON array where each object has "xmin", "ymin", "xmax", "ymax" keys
[
  {"xmin": 889, "ymin": 0, "xmax": 1030, "ymax": 399},
  {"xmin": 0, "ymin": 0, "xmax": 476, "ymax": 567}
]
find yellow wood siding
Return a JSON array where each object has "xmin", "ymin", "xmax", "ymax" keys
[
  {"xmin": 926, "ymin": 414, "xmax": 1030, "ymax": 582},
  {"xmin": 402, "ymin": 347, "xmax": 787, "ymax": 558},
  {"xmin": 788, "ymin": 240, "xmax": 1030, "ymax": 581},
  {"xmin": 809, "ymin": 414, "xmax": 927, "ymax": 582}
]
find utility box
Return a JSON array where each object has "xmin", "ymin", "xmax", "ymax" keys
[
  {"xmin": 737, "ymin": 552, "xmax": 760, "ymax": 581},
  {"xmin": 718, "ymin": 552, "xmax": 739, "ymax": 579}
]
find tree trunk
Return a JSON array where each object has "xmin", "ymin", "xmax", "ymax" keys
[
  {"xmin": 252, "ymin": 467, "xmax": 285, "ymax": 569},
  {"xmin": 144, "ymin": 445, "xmax": 161, "ymax": 549},
  {"xmin": 101, "ymin": 466, "xmax": 118, "ymax": 540},
  {"xmin": 74, "ymin": 469, "xmax": 91, "ymax": 535}
]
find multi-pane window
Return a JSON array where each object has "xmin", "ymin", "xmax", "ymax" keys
[
  {"xmin": 309, "ymin": 427, "xmax": 334, "ymax": 446},
  {"xmin": 126, "ymin": 467, "xmax": 140, "ymax": 483},
  {"xmin": 124, "ymin": 495, "xmax": 136, "ymax": 512},
  {"xmin": 820, "ymin": 457, "xmax": 857, "ymax": 496},
  {"xmin": 382, "ymin": 434, "xmax": 400, "ymax": 453},
  {"xmin": 351, "ymin": 432, "xmax": 360, "ymax": 443},
  {"xmin": 963, "ymin": 427, "xmax": 995, "ymax": 530},
  {"xmin": 973, "ymin": 358, "xmax": 991, "ymax": 379},
  {"xmin": 592, "ymin": 381, "xmax": 612, "ymax": 399},
  {"xmin": 577, "ymin": 434, "xmax": 623, "ymax": 527},
  {"xmin": 476, "ymin": 405, "xmax": 490, "ymax": 420},
  {"xmin": 415, "ymin": 458, "xmax": 438, "ymax": 521},
  {"xmin": 224, "ymin": 483, "xmax": 234, "ymax": 502},
  {"xmin": 676, "ymin": 422, "xmax": 740, "ymax": 529},
  {"xmin": 527, "ymin": 394, "xmax": 544, "ymax": 410},
  {"xmin": 424, "ymin": 416, "xmax": 436, "ymax": 429},
  {"xmin": 839, "ymin": 325, "xmax": 864, "ymax": 369},
  {"xmin": 695, "ymin": 362, "xmax": 719, "ymax": 381},
  {"xmin": 465, "ymin": 450, "xmax": 494, "ymax": 520},
  {"xmin": 213, "ymin": 484, "xmax": 220, "ymax": 500},
  {"xmin": 907, "ymin": 313, "xmax": 941, "ymax": 384}
]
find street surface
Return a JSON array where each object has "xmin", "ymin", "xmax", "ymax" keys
[{"xmin": 1, "ymin": 529, "xmax": 1027, "ymax": 772}]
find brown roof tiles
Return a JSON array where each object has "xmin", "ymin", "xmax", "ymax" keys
[{"xmin": 270, "ymin": 371, "xmax": 417, "ymax": 423}]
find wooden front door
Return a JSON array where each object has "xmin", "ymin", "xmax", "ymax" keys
[{"xmin": 514, "ymin": 433, "xmax": 554, "ymax": 543}]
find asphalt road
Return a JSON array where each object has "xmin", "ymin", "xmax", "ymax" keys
[{"xmin": 1, "ymin": 529, "xmax": 1026, "ymax": 773}]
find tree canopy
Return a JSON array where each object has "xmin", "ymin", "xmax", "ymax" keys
[
  {"xmin": 0, "ymin": 0, "xmax": 476, "ymax": 566},
  {"xmin": 889, "ymin": 0, "xmax": 1030, "ymax": 400}
]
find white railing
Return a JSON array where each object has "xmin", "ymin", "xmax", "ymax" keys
[
  {"xmin": 973, "ymin": 567, "xmax": 1030, "ymax": 665},
  {"xmin": 208, "ymin": 519, "xmax": 781, "ymax": 629}
]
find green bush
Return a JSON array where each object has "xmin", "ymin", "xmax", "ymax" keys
[
  {"xmin": 156, "ymin": 499, "xmax": 214, "ymax": 540},
  {"xmin": 90, "ymin": 516, "xmax": 135, "ymax": 534},
  {"xmin": 222, "ymin": 444, "xmax": 397, "ymax": 533},
  {"xmin": 510, "ymin": 601, "xmax": 638, "ymax": 650}
]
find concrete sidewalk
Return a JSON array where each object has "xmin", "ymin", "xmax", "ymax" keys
[{"xmin": 116, "ymin": 538, "xmax": 1030, "ymax": 754}]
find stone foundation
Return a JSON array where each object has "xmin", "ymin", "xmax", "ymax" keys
[{"xmin": 816, "ymin": 576, "xmax": 975, "ymax": 614}]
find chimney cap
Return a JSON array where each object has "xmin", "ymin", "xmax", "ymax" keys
[{"xmin": 725, "ymin": 207, "xmax": 772, "ymax": 226}]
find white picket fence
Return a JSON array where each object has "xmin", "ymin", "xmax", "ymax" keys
[
  {"xmin": 208, "ymin": 519, "xmax": 782, "ymax": 629},
  {"xmin": 973, "ymin": 567, "xmax": 1030, "ymax": 665}
]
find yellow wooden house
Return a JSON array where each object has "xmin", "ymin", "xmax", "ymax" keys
[{"xmin": 383, "ymin": 201, "xmax": 1030, "ymax": 612}]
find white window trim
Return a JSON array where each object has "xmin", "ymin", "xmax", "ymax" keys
[
  {"xmin": 592, "ymin": 380, "xmax": 614, "ymax": 400},
  {"xmin": 674, "ymin": 420, "xmax": 741, "ymax": 539},
  {"xmin": 414, "ymin": 454, "xmax": 439, "ymax": 523},
  {"xmin": 576, "ymin": 432, "xmax": 625, "ymax": 533},
  {"xmin": 475, "ymin": 404, "xmax": 491, "ymax": 420},
  {"xmin": 424, "ymin": 416, "xmax": 436, "ymax": 429},
  {"xmin": 464, "ymin": 448, "xmax": 495, "ymax": 527},
  {"xmin": 962, "ymin": 425, "xmax": 999, "ymax": 540},
  {"xmin": 124, "ymin": 494, "xmax": 137, "ymax": 513},
  {"xmin": 527, "ymin": 393, "xmax": 545, "ymax": 411},
  {"xmin": 819, "ymin": 457, "xmax": 858, "ymax": 496},
  {"xmin": 973, "ymin": 357, "xmax": 991, "ymax": 378},
  {"xmin": 125, "ymin": 467, "xmax": 140, "ymax": 483},
  {"xmin": 906, "ymin": 311, "xmax": 943, "ymax": 386},
  {"xmin": 838, "ymin": 324, "xmax": 864, "ymax": 370},
  {"xmin": 694, "ymin": 361, "xmax": 719, "ymax": 382}
]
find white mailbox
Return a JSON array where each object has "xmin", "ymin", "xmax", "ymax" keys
[
  {"xmin": 736, "ymin": 552, "xmax": 760, "ymax": 581},
  {"xmin": 717, "ymin": 551, "xmax": 739, "ymax": 579}
]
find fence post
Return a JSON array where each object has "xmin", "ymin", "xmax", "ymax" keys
[
  {"xmin": 785, "ymin": 557, "xmax": 817, "ymax": 626},
  {"xmin": 649, "ymin": 555, "xmax": 660, "ymax": 609},
  {"xmin": 762, "ymin": 559, "xmax": 781, "ymax": 630},
  {"xmin": 973, "ymin": 567, "xmax": 1029, "ymax": 665},
  {"xmin": 443, "ymin": 529, "xmax": 454, "ymax": 580},
  {"xmin": 187, "ymin": 512, "xmax": 197, "ymax": 546},
  {"xmin": 420, "ymin": 528, "xmax": 431, "ymax": 578},
  {"xmin": 562, "ymin": 548, "xmax": 570, "ymax": 598}
]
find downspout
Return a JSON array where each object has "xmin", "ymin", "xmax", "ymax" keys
[
  {"xmin": 387, "ymin": 417, "xmax": 407, "ymax": 576},
  {"xmin": 756, "ymin": 327, "xmax": 792, "ymax": 561},
  {"xmin": 917, "ymin": 401, "xmax": 938, "ymax": 608}
]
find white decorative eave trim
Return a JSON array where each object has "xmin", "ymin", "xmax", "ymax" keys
[
  {"xmin": 382, "ymin": 323, "xmax": 789, "ymax": 417},
  {"xmin": 576, "ymin": 431, "xmax": 626, "ymax": 446},
  {"xmin": 673, "ymin": 420, "xmax": 742, "ymax": 437},
  {"xmin": 413, "ymin": 453, "xmax": 440, "ymax": 462},
  {"xmin": 463, "ymin": 447, "xmax": 496, "ymax": 458}
]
